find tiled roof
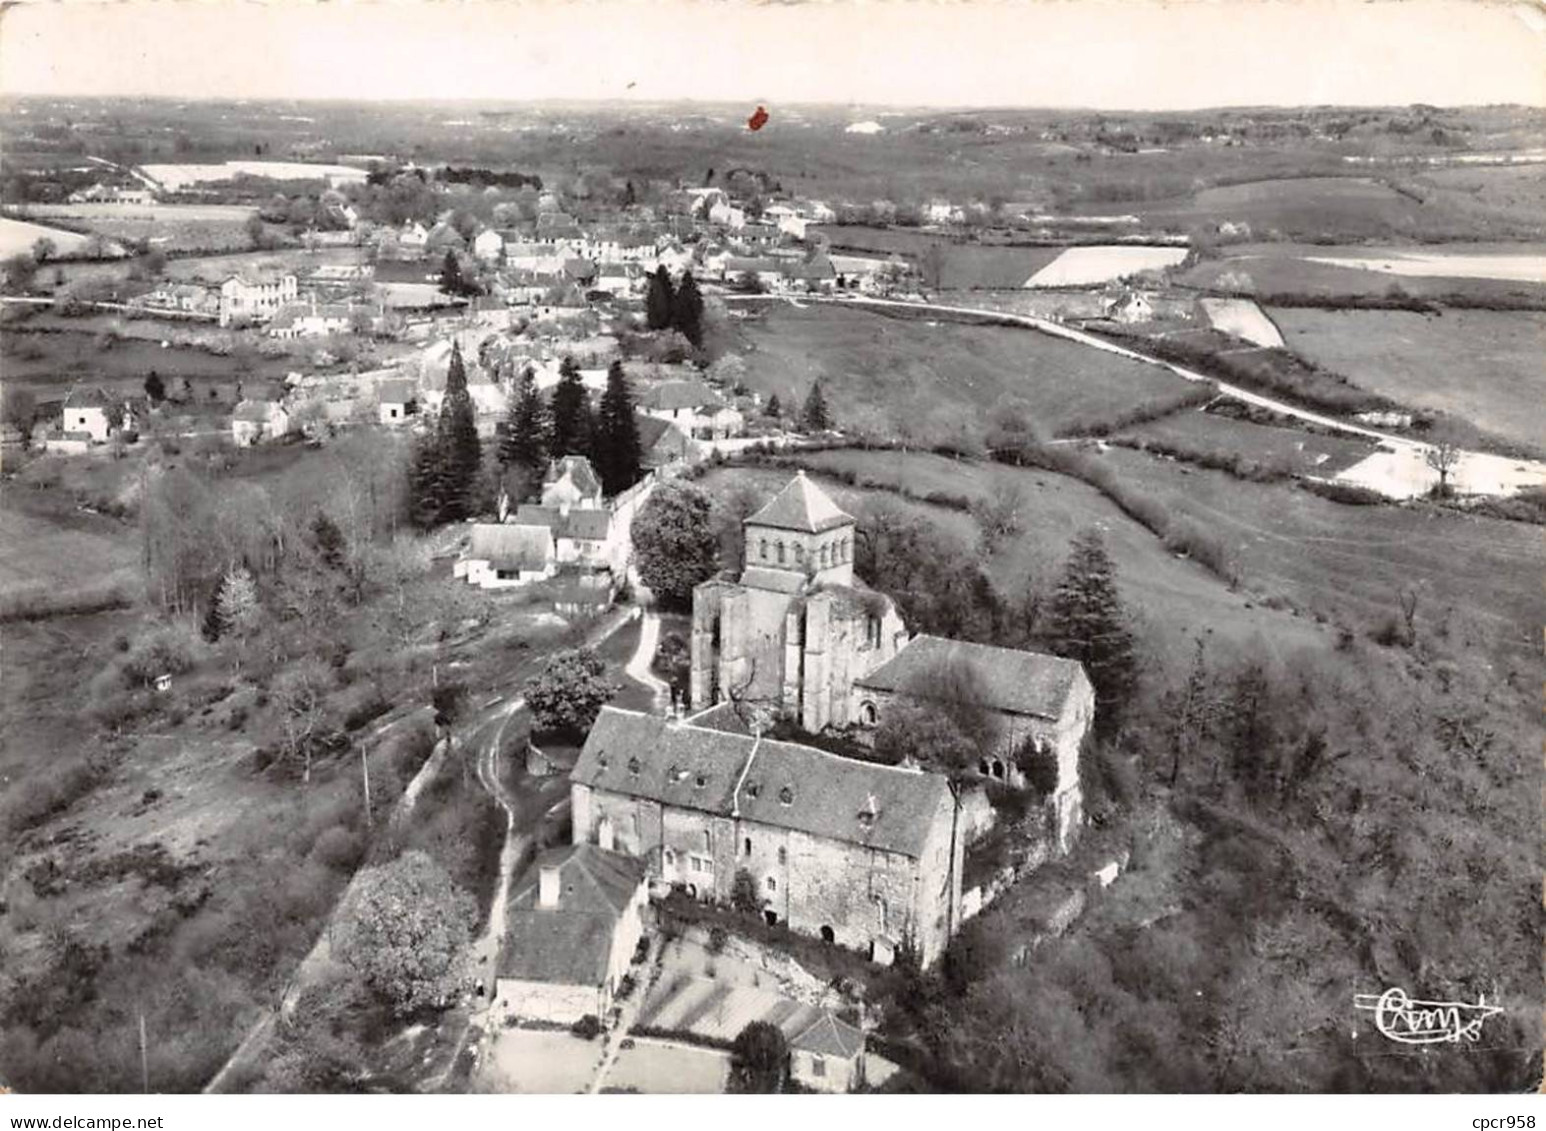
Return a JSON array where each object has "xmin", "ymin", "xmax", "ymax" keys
[
  {"xmin": 737, "ymin": 566, "xmax": 806, "ymax": 594},
  {"xmin": 63, "ymin": 387, "xmax": 113, "ymax": 408},
  {"xmin": 638, "ymin": 380, "xmax": 724, "ymax": 413},
  {"xmin": 512, "ymin": 504, "xmax": 611, "ymax": 542},
  {"xmin": 499, "ymin": 844, "xmax": 646, "ymax": 986},
  {"xmin": 468, "ymin": 523, "xmax": 553, "ymax": 571},
  {"xmin": 634, "ymin": 413, "xmax": 687, "ymax": 452},
  {"xmin": 545, "ymin": 455, "xmax": 602, "ymax": 498},
  {"xmin": 855, "ymin": 634, "xmax": 1087, "ymax": 722},
  {"xmin": 377, "ymin": 378, "xmax": 417, "ymax": 405},
  {"xmin": 745, "ymin": 472, "xmax": 853, "ymax": 534},
  {"xmin": 786, "ymin": 1012, "xmax": 865, "ymax": 1059},
  {"xmin": 572, "ymin": 708, "xmax": 951, "ymax": 858}
]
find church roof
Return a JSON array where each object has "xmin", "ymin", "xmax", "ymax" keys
[
  {"xmin": 745, "ymin": 471, "xmax": 853, "ymax": 534},
  {"xmin": 855, "ymin": 634, "xmax": 1088, "ymax": 722},
  {"xmin": 573, "ymin": 708, "xmax": 950, "ymax": 858}
]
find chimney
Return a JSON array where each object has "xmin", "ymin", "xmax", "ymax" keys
[{"xmin": 538, "ymin": 864, "xmax": 561, "ymax": 908}]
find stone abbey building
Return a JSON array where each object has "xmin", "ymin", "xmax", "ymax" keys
[{"xmin": 570, "ymin": 472, "xmax": 1093, "ymax": 962}]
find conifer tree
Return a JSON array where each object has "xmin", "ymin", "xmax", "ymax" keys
[
  {"xmin": 800, "ymin": 380, "xmax": 830, "ymax": 432},
  {"xmin": 1044, "ymin": 528, "xmax": 1138, "ymax": 736},
  {"xmin": 593, "ymin": 359, "xmax": 642, "ymax": 496},
  {"xmin": 438, "ymin": 249, "xmax": 463, "ymax": 296},
  {"xmin": 672, "ymin": 270, "xmax": 705, "ymax": 347},
  {"xmin": 310, "ymin": 511, "xmax": 346, "ymax": 571},
  {"xmin": 646, "ymin": 265, "xmax": 675, "ymax": 331},
  {"xmin": 549, "ymin": 356, "xmax": 592, "ymax": 458},
  {"xmin": 435, "ymin": 340, "xmax": 482, "ymax": 522},
  {"xmin": 765, "ymin": 393, "xmax": 781, "ymax": 420},
  {"xmin": 498, "ymin": 364, "xmax": 548, "ymax": 484},
  {"xmin": 408, "ymin": 430, "xmax": 446, "ymax": 530}
]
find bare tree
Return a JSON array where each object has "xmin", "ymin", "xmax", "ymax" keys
[
  {"xmin": 274, "ymin": 660, "xmax": 329, "ymax": 784},
  {"xmin": 1423, "ymin": 440, "xmax": 1461, "ymax": 497}
]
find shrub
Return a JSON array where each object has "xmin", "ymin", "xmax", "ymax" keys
[
  {"xmin": 310, "ymin": 825, "xmax": 365, "ymax": 872},
  {"xmin": 1299, "ymin": 479, "xmax": 1387, "ymax": 506},
  {"xmin": 708, "ymin": 925, "xmax": 729, "ymax": 955},
  {"xmin": 571, "ymin": 1014, "xmax": 603, "ymax": 1040}
]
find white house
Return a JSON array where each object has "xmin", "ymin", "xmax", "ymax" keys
[
  {"xmin": 230, "ymin": 399, "xmax": 292, "ymax": 446},
  {"xmin": 495, "ymin": 845, "xmax": 649, "ymax": 1026},
  {"xmin": 473, "ymin": 228, "xmax": 505, "ymax": 262},
  {"xmin": 399, "ymin": 221, "xmax": 429, "ymax": 250},
  {"xmin": 268, "ymin": 301, "xmax": 357, "ymax": 340},
  {"xmin": 60, "ymin": 387, "xmax": 117, "ymax": 443},
  {"xmin": 708, "ymin": 199, "xmax": 747, "ymax": 230},
  {"xmin": 764, "ymin": 204, "xmax": 808, "ymax": 240},
  {"xmin": 455, "ymin": 523, "xmax": 558, "ymax": 588},
  {"xmin": 1102, "ymin": 290, "xmax": 1155, "ymax": 324},
  {"xmin": 638, "ymin": 380, "xmax": 744, "ymax": 440},
  {"xmin": 376, "ymin": 378, "xmax": 418, "ymax": 426},
  {"xmin": 219, "ymin": 273, "xmax": 298, "ymax": 327}
]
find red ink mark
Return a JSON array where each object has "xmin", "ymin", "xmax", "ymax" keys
[{"xmin": 748, "ymin": 105, "xmax": 769, "ymax": 132}]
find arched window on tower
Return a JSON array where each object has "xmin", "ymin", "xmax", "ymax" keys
[
  {"xmin": 777, "ymin": 541, "xmax": 786, "ymax": 564},
  {"xmin": 759, "ymin": 538, "xmax": 768, "ymax": 561},
  {"xmin": 820, "ymin": 544, "xmax": 830, "ymax": 568}
]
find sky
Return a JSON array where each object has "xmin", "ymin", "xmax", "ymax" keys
[{"xmin": 1, "ymin": 0, "xmax": 1542, "ymax": 109}]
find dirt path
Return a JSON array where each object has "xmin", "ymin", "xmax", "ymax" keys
[
  {"xmin": 734, "ymin": 293, "xmax": 1546, "ymax": 500},
  {"xmin": 623, "ymin": 609, "xmax": 671, "ymax": 716}
]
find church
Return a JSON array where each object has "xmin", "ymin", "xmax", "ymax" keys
[{"xmin": 690, "ymin": 471, "xmax": 1092, "ymax": 849}]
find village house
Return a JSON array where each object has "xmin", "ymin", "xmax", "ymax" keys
[
  {"xmin": 60, "ymin": 387, "xmax": 119, "ymax": 443},
  {"xmin": 638, "ymin": 380, "xmax": 745, "ymax": 441},
  {"xmin": 136, "ymin": 283, "xmax": 218, "ymax": 317},
  {"xmin": 762, "ymin": 204, "xmax": 808, "ymax": 240},
  {"xmin": 472, "ymin": 228, "xmax": 505, "ymax": 262},
  {"xmin": 708, "ymin": 199, "xmax": 747, "ymax": 230},
  {"xmin": 570, "ymin": 706, "xmax": 964, "ymax": 966},
  {"xmin": 852, "ymin": 635, "xmax": 1093, "ymax": 851},
  {"xmin": 782, "ymin": 252, "xmax": 838, "ymax": 293},
  {"xmin": 398, "ymin": 221, "xmax": 430, "ymax": 251},
  {"xmin": 722, "ymin": 256, "xmax": 783, "ymax": 290},
  {"xmin": 267, "ymin": 300, "xmax": 358, "ymax": 340},
  {"xmin": 786, "ymin": 1011, "xmax": 867, "ymax": 1092},
  {"xmin": 1102, "ymin": 289, "xmax": 1155, "ymax": 324},
  {"xmin": 495, "ymin": 844, "xmax": 649, "ymax": 1026},
  {"xmin": 454, "ymin": 523, "xmax": 557, "ymax": 588},
  {"xmin": 635, "ymin": 413, "xmax": 693, "ymax": 471},
  {"xmin": 375, "ymin": 378, "xmax": 418, "ymax": 426},
  {"xmin": 218, "ymin": 273, "xmax": 299, "ymax": 327},
  {"xmin": 230, "ymin": 397, "xmax": 292, "ymax": 446}
]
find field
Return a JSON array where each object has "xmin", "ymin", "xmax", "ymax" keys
[
  {"xmin": 141, "ymin": 161, "xmax": 368, "ymax": 190},
  {"xmin": 814, "ymin": 226, "xmax": 1064, "ymax": 288},
  {"xmin": 1117, "ymin": 408, "xmax": 1377, "ymax": 477},
  {"xmin": 1099, "ymin": 445, "xmax": 1544, "ymax": 658},
  {"xmin": 16, "ymin": 203, "xmax": 260, "ymax": 253},
  {"xmin": 0, "ymin": 489, "xmax": 143, "ymax": 622},
  {"xmin": 3, "ymin": 329, "xmax": 297, "ymax": 399},
  {"xmin": 1025, "ymin": 245, "xmax": 1190, "ymax": 287},
  {"xmin": 0, "ymin": 215, "xmax": 122, "ymax": 258},
  {"xmin": 1269, "ymin": 307, "xmax": 1546, "ymax": 450},
  {"xmin": 1195, "ymin": 297, "xmax": 1283, "ymax": 347},
  {"xmin": 732, "ymin": 302, "xmax": 1197, "ymax": 445}
]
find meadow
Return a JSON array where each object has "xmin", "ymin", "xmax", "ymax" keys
[
  {"xmin": 1269, "ymin": 307, "xmax": 1546, "ymax": 451},
  {"xmin": 1116, "ymin": 407, "xmax": 1377, "ymax": 478},
  {"xmin": 814, "ymin": 225, "xmax": 1064, "ymax": 288},
  {"xmin": 3, "ymin": 329, "xmax": 297, "ymax": 400},
  {"xmin": 0, "ymin": 215, "xmax": 121, "ymax": 258},
  {"xmin": 732, "ymin": 301, "xmax": 1197, "ymax": 446}
]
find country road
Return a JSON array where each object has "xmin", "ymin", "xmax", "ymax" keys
[{"xmin": 730, "ymin": 292, "xmax": 1546, "ymax": 500}]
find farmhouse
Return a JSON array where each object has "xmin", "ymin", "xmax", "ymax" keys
[
  {"xmin": 786, "ymin": 1011, "xmax": 867, "ymax": 1093},
  {"xmin": 268, "ymin": 300, "xmax": 356, "ymax": 339},
  {"xmin": 495, "ymin": 844, "xmax": 649, "ymax": 1026},
  {"xmin": 60, "ymin": 387, "xmax": 118, "ymax": 443},
  {"xmin": 635, "ymin": 413, "xmax": 693, "ymax": 471},
  {"xmin": 472, "ymin": 228, "xmax": 505, "ymax": 262},
  {"xmin": 454, "ymin": 523, "xmax": 557, "ymax": 588},
  {"xmin": 638, "ymin": 380, "xmax": 744, "ymax": 440},
  {"xmin": 571, "ymin": 707, "xmax": 963, "ymax": 966},
  {"xmin": 230, "ymin": 398, "xmax": 292, "ymax": 446},
  {"xmin": 219, "ymin": 273, "xmax": 299, "ymax": 327},
  {"xmin": 853, "ymin": 635, "xmax": 1092, "ymax": 851}
]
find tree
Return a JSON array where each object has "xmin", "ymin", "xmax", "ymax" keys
[
  {"xmin": 523, "ymin": 647, "xmax": 616, "ymax": 739},
  {"xmin": 407, "ymin": 430, "xmax": 447, "ymax": 531},
  {"xmin": 549, "ymin": 356, "xmax": 592, "ymax": 458},
  {"xmin": 730, "ymin": 1020, "xmax": 788, "ymax": 1093},
  {"xmin": 632, "ymin": 482, "xmax": 721, "ymax": 610},
  {"xmin": 244, "ymin": 214, "xmax": 265, "ymax": 249},
  {"xmin": 592, "ymin": 360, "xmax": 642, "ymax": 496},
  {"xmin": 213, "ymin": 566, "xmax": 261, "ymax": 641},
  {"xmin": 435, "ymin": 341, "xmax": 482, "ymax": 522},
  {"xmin": 143, "ymin": 370, "xmax": 165, "ymax": 404},
  {"xmin": 1045, "ymin": 529, "xmax": 1138, "ymax": 737},
  {"xmin": 335, "ymin": 851, "xmax": 475, "ymax": 1017},
  {"xmin": 1423, "ymin": 439, "xmax": 1460, "ymax": 497},
  {"xmin": 310, "ymin": 511, "xmax": 347, "ymax": 572},
  {"xmin": 873, "ymin": 698, "xmax": 980, "ymax": 778},
  {"xmin": 645, "ymin": 265, "xmax": 674, "ymax": 331},
  {"xmin": 3, "ymin": 252, "xmax": 38, "ymax": 293},
  {"xmin": 672, "ymin": 270, "xmax": 705, "ymax": 347},
  {"xmin": 765, "ymin": 393, "xmax": 782, "ymax": 420},
  {"xmin": 498, "ymin": 365, "xmax": 547, "ymax": 481},
  {"xmin": 31, "ymin": 237, "xmax": 56, "ymax": 264},
  {"xmin": 438, "ymin": 248, "xmax": 464, "ymax": 297},
  {"xmin": 800, "ymin": 380, "xmax": 830, "ymax": 432},
  {"xmin": 1013, "ymin": 734, "xmax": 1060, "ymax": 798},
  {"xmin": 920, "ymin": 241, "xmax": 948, "ymax": 291}
]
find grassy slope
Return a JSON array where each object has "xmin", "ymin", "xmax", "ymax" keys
[
  {"xmin": 1117, "ymin": 408, "xmax": 1378, "ymax": 476},
  {"xmin": 733, "ymin": 302, "xmax": 1195, "ymax": 445},
  {"xmin": 1269, "ymin": 307, "xmax": 1546, "ymax": 451},
  {"xmin": 1099, "ymin": 446, "xmax": 1543, "ymax": 657}
]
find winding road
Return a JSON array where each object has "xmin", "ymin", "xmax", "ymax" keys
[{"xmin": 731, "ymin": 292, "xmax": 1546, "ymax": 500}]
